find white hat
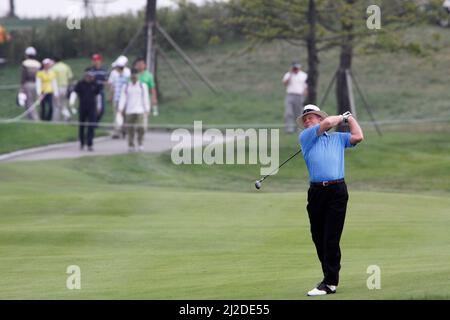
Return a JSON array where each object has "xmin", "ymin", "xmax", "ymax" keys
[
  {"xmin": 296, "ymin": 104, "xmax": 329, "ymax": 125},
  {"xmin": 25, "ymin": 46, "xmax": 37, "ymax": 56},
  {"xmin": 115, "ymin": 55, "xmax": 128, "ymax": 67},
  {"xmin": 42, "ymin": 58, "xmax": 53, "ymax": 65}
]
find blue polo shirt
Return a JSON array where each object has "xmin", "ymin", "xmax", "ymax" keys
[{"xmin": 299, "ymin": 124, "xmax": 355, "ymax": 183}]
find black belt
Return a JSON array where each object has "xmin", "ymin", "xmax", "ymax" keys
[{"xmin": 310, "ymin": 179, "xmax": 345, "ymax": 187}]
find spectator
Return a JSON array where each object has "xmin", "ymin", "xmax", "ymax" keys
[
  {"xmin": 444, "ymin": 0, "xmax": 450, "ymax": 14},
  {"xmin": 0, "ymin": 24, "xmax": 11, "ymax": 63},
  {"xmin": 36, "ymin": 58, "xmax": 59, "ymax": 121},
  {"xmin": 134, "ymin": 57, "xmax": 158, "ymax": 117},
  {"xmin": 69, "ymin": 70, "xmax": 101, "ymax": 151},
  {"xmin": 20, "ymin": 47, "xmax": 41, "ymax": 120},
  {"xmin": 86, "ymin": 53, "xmax": 108, "ymax": 123},
  {"xmin": 108, "ymin": 55, "xmax": 130, "ymax": 138},
  {"xmin": 282, "ymin": 61, "xmax": 308, "ymax": 134},
  {"xmin": 51, "ymin": 56, "xmax": 73, "ymax": 121},
  {"xmin": 118, "ymin": 68, "xmax": 150, "ymax": 152},
  {"xmin": 0, "ymin": 24, "xmax": 11, "ymax": 44}
]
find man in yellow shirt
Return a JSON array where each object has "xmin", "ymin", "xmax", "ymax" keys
[
  {"xmin": 51, "ymin": 57, "xmax": 73, "ymax": 121},
  {"xmin": 36, "ymin": 59, "xmax": 59, "ymax": 121}
]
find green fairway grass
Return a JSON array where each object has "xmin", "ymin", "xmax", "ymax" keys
[
  {"xmin": 0, "ymin": 185, "xmax": 448, "ymax": 299},
  {"xmin": 0, "ymin": 129, "xmax": 448, "ymax": 299}
]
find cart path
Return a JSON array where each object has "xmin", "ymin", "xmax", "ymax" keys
[{"xmin": 0, "ymin": 130, "xmax": 244, "ymax": 163}]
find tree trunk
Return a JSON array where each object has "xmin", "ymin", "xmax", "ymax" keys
[
  {"xmin": 145, "ymin": 0, "xmax": 160, "ymax": 98},
  {"xmin": 145, "ymin": 0, "xmax": 157, "ymax": 75},
  {"xmin": 154, "ymin": 47, "xmax": 161, "ymax": 100},
  {"xmin": 8, "ymin": 0, "xmax": 16, "ymax": 18},
  {"xmin": 305, "ymin": 0, "xmax": 319, "ymax": 105},
  {"xmin": 336, "ymin": 0, "xmax": 354, "ymax": 132}
]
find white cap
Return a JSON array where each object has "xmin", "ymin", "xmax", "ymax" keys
[
  {"xmin": 115, "ymin": 55, "xmax": 128, "ymax": 67},
  {"xmin": 25, "ymin": 46, "xmax": 37, "ymax": 56},
  {"xmin": 42, "ymin": 58, "xmax": 53, "ymax": 65}
]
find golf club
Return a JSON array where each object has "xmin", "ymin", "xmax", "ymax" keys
[{"xmin": 255, "ymin": 149, "xmax": 302, "ymax": 189}]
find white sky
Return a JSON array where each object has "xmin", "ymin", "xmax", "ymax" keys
[{"xmin": 0, "ymin": 0, "xmax": 225, "ymax": 18}]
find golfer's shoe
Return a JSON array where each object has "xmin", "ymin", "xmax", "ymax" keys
[{"xmin": 307, "ymin": 282, "xmax": 336, "ymax": 296}]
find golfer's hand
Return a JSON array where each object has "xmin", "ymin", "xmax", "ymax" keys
[{"xmin": 342, "ymin": 111, "xmax": 352, "ymax": 123}]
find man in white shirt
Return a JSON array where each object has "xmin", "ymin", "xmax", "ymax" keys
[
  {"xmin": 282, "ymin": 62, "xmax": 308, "ymax": 134},
  {"xmin": 109, "ymin": 55, "xmax": 131, "ymax": 139},
  {"xmin": 118, "ymin": 68, "xmax": 150, "ymax": 152}
]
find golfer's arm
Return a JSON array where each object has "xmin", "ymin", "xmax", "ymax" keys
[
  {"xmin": 318, "ymin": 115, "xmax": 343, "ymax": 135},
  {"xmin": 348, "ymin": 116, "xmax": 364, "ymax": 145}
]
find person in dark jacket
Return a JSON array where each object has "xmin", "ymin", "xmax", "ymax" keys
[
  {"xmin": 85, "ymin": 53, "xmax": 108, "ymax": 123},
  {"xmin": 69, "ymin": 70, "xmax": 101, "ymax": 151}
]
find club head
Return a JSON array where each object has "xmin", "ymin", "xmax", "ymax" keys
[{"xmin": 255, "ymin": 180, "xmax": 262, "ymax": 190}]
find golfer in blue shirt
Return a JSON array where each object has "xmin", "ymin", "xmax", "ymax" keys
[{"xmin": 298, "ymin": 104, "xmax": 364, "ymax": 296}]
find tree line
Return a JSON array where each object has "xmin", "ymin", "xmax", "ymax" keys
[
  {"xmin": 1, "ymin": 1, "xmax": 242, "ymax": 64},
  {"xmin": 1, "ymin": 0, "xmax": 446, "ymax": 114}
]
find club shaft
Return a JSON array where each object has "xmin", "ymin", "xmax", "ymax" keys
[{"xmin": 261, "ymin": 149, "xmax": 301, "ymax": 181}]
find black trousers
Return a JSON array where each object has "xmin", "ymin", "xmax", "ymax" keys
[
  {"xmin": 306, "ymin": 182, "xmax": 348, "ymax": 286},
  {"xmin": 40, "ymin": 93, "xmax": 53, "ymax": 121},
  {"xmin": 79, "ymin": 108, "xmax": 97, "ymax": 147}
]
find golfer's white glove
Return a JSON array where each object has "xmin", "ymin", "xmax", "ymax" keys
[{"xmin": 342, "ymin": 111, "xmax": 352, "ymax": 123}]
